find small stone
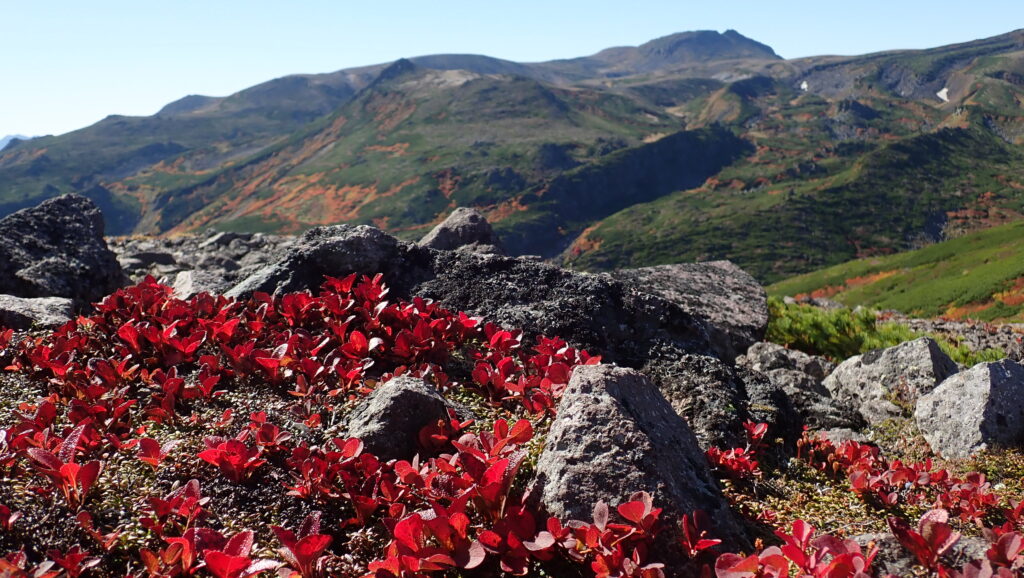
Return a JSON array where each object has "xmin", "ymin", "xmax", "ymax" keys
[{"xmin": 344, "ymin": 377, "xmax": 453, "ymax": 461}]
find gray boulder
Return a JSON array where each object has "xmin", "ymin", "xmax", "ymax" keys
[
  {"xmin": 0, "ymin": 194, "xmax": 126, "ymax": 305},
  {"xmin": 529, "ymin": 364, "xmax": 745, "ymax": 555},
  {"xmin": 613, "ymin": 261, "xmax": 767, "ymax": 360},
  {"xmin": 344, "ymin": 377, "xmax": 452, "ymax": 461},
  {"xmin": 915, "ymin": 360, "xmax": 1024, "ymax": 459},
  {"xmin": 418, "ymin": 207, "xmax": 505, "ymax": 255},
  {"xmin": 739, "ymin": 341, "xmax": 835, "ymax": 380},
  {"xmin": 738, "ymin": 342, "xmax": 862, "ymax": 430},
  {"xmin": 0, "ymin": 295, "xmax": 74, "ymax": 330},
  {"xmin": 823, "ymin": 338, "xmax": 958, "ymax": 424},
  {"xmin": 225, "ymin": 226, "xmax": 423, "ymax": 300}
]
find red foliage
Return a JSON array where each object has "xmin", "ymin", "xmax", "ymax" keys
[
  {"xmin": 888, "ymin": 509, "xmax": 960, "ymax": 571},
  {"xmin": 198, "ymin": 432, "xmax": 267, "ymax": 483},
  {"xmin": 3, "ymin": 275, "xmax": 1022, "ymax": 578},
  {"xmin": 271, "ymin": 511, "xmax": 333, "ymax": 578}
]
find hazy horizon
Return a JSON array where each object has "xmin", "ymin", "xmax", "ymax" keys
[{"xmin": 4, "ymin": 0, "xmax": 1021, "ymax": 137}]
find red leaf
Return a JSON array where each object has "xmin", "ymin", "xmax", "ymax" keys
[{"xmin": 203, "ymin": 551, "xmax": 252, "ymax": 578}]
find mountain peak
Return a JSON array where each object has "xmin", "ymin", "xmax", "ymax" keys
[
  {"xmin": 375, "ymin": 58, "xmax": 419, "ymax": 83},
  {"xmin": 637, "ymin": 29, "xmax": 779, "ymax": 62},
  {"xmin": 0, "ymin": 134, "xmax": 31, "ymax": 152}
]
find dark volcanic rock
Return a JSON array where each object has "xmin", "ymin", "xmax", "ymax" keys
[
  {"xmin": 344, "ymin": 377, "xmax": 452, "ymax": 461},
  {"xmin": 915, "ymin": 359, "xmax": 1024, "ymax": 459},
  {"xmin": 613, "ymin": 261, "xmax": 767, "ymax": 360},
  {"xmin": 648, "ymin": 353, "xmax": 801, "ymax": 448},
  {"xmin": 0, "ymin": 194, "xmax": 126, "ymax": 305},
  {"xmin": 225, "ymin": 225, "xmax": 797, "ymax": 452},
  {"xmin": 0, "ymin": 295, "xmax": 74, "ymax": 329},
  {"xmin": 418, "ymin": 207, "xmax": 505, "ymax": 255},
  {"xmin": 739, "ymin": 341, "xmax": 835, "ymax": 380},
  {"xmin": 416, "ymin": 250, "xmax": 715, "ymax": 366},
  {"xmin": 529, "ymin": 364, "xmax": 746, "ymax": 565},
  {"xmin": 225, "ymin": 226, "xmax": 427, "ymax": 300},
  {"xmin": 227, "ymin": 225, "xmax": 716, "ymax": 368}
]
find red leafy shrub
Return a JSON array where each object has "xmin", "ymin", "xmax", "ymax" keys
[{"xmin": 2, "ymin": 275, "xmax": 1022, "ymax": 577}]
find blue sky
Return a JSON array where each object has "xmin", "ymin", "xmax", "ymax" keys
[{"xmin": 3, "ymin": 0, "xmax": 1021, "ymax": 137}]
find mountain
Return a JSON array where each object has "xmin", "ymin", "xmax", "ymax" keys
[
  {"xmin": 2, "ymin": 29, "xmax": 1024, "ymax": 280},
  {"xmin": 768, "ymin": 218, "xmax": 1024, "ymax": 322},
  {"xmin": 0, "ymin": 135, "xmax": 30, "ymax": 151}
]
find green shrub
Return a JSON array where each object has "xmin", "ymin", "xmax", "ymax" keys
[
  {"xmin": 766, "ymin": 297, "xmax": 1006, "ymax": 364},
  {"xmin": 766, "ymin": 297, "xmax": 916, "ymax": 360}
]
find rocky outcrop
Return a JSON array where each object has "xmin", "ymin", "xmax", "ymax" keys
[
  {"xmin": 225, "ymin": 226, "xmax": 419, "ymax": 300},
  {"xmin": 613, "ymin": 261, "xmax": 767, "ymax": 360},
  {"xmin": 0, "ymin": 194, "xmax": 126, "ymax": 306},
  {"xmin": 823, "ymin": 338, "xmax": 958, "ymax": 424},
  {"xmin": 225, "ymin": 225, "xmax": 808, "ymax": 453},
  {"xmin": 344, "ymin": 377, "xmax": 453, "ymax": 461},
  {"xmin": 226, "ymin": 224, "xmax": 716, "ymax": 369},
  {"xmin": 0, "ymin": 295, "xmax": 74, "ymax": 330},
  {"xmin": 738, "ymin": 342, "xmax": 862, "ymax": 430},
  {"xmin": 418, "ymin": 207, "xmax": 505, "ymax": 255},
  {"xmin": 529, "ymin": 364, "xmax": 746, "ymax": 561},
  {"xmin": 893, "ymin": 315, "xmax": 1024, "ymax": 361},
  {"xmin": 915, "ymin": 360, "xmax": 1024, "ymax": 459},
  {"xmin": 110, "ymin": 230, "xmax": 293, "ymax": 292}
]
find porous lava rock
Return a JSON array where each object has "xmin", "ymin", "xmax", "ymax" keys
[
  {"xmin": 823, "ymin": 337, "xmax": 958, "ymax": 424},
  {"xmin": 528, "ymin": 364, "xmax": 746, "ymax": 565},
  {"xmin": 0, "ymin": 194, "xmax": 126, "ymax": 305},
  {"xmin": 738, "ymin": 341, "xmax": 862, "ymax": 430},
  {"xmin": 344, "ymin": 377, "xmax": 453, "ymax": 461},
  {"xmin": 648, "ymin": 353, "xmax": 801, "ymax": 448},
  {"xmin": 915, "ymin": 359, "xmax": 1024, "ymax": 459},
  {"xmin": 0, "ymin": 295, "xmax": 74, "ymax": 330},
  {"xmin": 418, "ymin": 207, "xmax": 505, "ymax": 255},
  {"xmin": 613, "ymin": 260, "xmax": 767, "ymax": 360}
]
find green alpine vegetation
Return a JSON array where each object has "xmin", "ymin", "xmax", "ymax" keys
[
  {"xmin": 2, "ymin": 28, "xmax": 1024, "ymax": 280},
  {"xmin": 768, "ymin": 219, "xmax": 1024, "ymax": 322}
]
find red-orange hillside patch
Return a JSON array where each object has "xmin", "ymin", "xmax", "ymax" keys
[
  {"xmin": 566, "ymin": 225, "xmax": 603, "ymax": 257},
  {"xmin": 944, "ymin": 301, "xmax": 995, "ymax": 320},
  {"xmin": 482, "ymin": 197, "xmax": 529, "ymax": 223},
  {"xmin": 844, "ymin": 270, "xmax": 898, "ymax": 288},
  {"xmin": 995, "ymin": 277, "xmax": 1024, "ymax": 307}
]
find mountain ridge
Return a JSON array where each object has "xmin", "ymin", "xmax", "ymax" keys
[{"xmin": 3, "ymin": 28, "xmax": 1024, "ymax": 284}]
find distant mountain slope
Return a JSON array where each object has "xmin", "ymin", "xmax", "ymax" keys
[
  {"xmin": 0, "ymin": 135, "xmax": 30, "ymax": 151},
  {"xmin": 146, "ymin": 61, "xmax": 750, "ymax": 256},
  {"xmin": 767, "ymin": 219, "xmax": 1024, "ymax": 322},
  {"xmin": 565, "ymin": 125, "xmax": 1024, "ymax": 282},
  {"xmin": 2, "ymin": 28, "xmax": 1024, "ymax": 285}
]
